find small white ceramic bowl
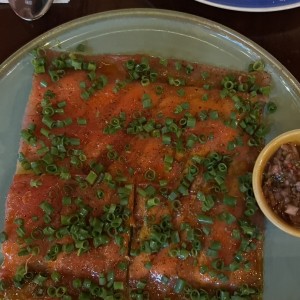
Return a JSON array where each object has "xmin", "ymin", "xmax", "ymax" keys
[{"xmin": 252, "ymin": 129, "xmax": 300, "ymax": 238}]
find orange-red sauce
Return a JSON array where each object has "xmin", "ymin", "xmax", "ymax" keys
[{"xmin": 0, "ymin": 51, "xmax": 271, "ymax": 299}]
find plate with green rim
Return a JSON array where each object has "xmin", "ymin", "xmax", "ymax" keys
[{"xmin": 0, "ymin": 8, "xmax": 300, "ymax": 300}]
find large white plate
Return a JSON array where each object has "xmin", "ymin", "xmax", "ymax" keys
[
  {"xmin": 195, "ymin": 0, "xmax": 300, "ymax": 12},
  {"xmin": 1, "ymin": 8, "xmax": 300, "ymax": 300}
]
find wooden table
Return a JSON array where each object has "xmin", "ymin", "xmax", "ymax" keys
[{"xmin": 0, "ymin": 0, "xmax": 300, "ymax": 82}]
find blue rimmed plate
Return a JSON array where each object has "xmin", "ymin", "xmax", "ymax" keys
[{"xmin": 196, "ymin": 0, "xmax": 300, "ymax": 12}]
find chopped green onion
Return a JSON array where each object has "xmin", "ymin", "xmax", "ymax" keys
[
  {"xmin": 77, "ymin": 117, "xmax": 87, "ymax": 125},
  {"xmin": 174, "ymin": 278, "xmax": 186, "ymax": 293},
  {"xmin": 161, "ymin": 275, "xmax": 169, "ymax": 285},
  {"xmin": 96, "ymin": 189, "xmax": 105, "ymax": 199},
  {"xmin": 223, "ymin": 195, "xmax": 237, "ymax": 207},
  {"xmin": 72, "ymin": 278, "xmax": 82, "ymax": 289},
  {"xmin": 114, "ymin": 281, "xmax": 124, "ymax": 290},
  {"xmin": 186, "ymin": 115, "xmax": 196, "ymax": 128},
  {"xmin": 142, "ymin": 94, "xmax": 152, "ymax": 109},
  {"xmin": 218, "ymin": 212, "xmax": 236, "ymax": 224},
  {"xmin": 146, "ymin": 197, "xmax": 160, "ymax": 209},
  {"xmin": 144, "ymin": 169, "xmax": 156, "ymax": 181},
  {"xmin": 40, "ymin": 201, "xmax": 54, "ymax": 215},
  {"xmin": 202, "ymin": 93, "xmax": 209, "ymax": 101},
  {"xmin": 30, "ymin": 179, "xmax": 42, "ymax": 188},
  {"xmin": 177, "ymin": 88, "xmax": 185, "ymax": 97},
  {"xmin": 86, "ymin": 170, "xmax": 98, "ymax": 185},
  {"xmin": 155, "ymin": 85, "xmax": 164, "ymax": 95},
  {"xmin": 249, "ymin": 60, "xmax": 265, "ymax": 72},
  {"xmin": 209, "ymin": 110, "xmax": 219, "ymax": 120},
  {"xmin": 144, "ymin": 261, "xmax": 152, "ymax": 270},
  {"xmin": 266, "ymin": 101, "xmax": 277, "ymax": 113},
  {"xmin": 51, "ymin": 271, "xmax": 61, "ymax": 283},
  {"xmin": 32, "ymin": 273, "xmax": 47, "ymax": 286},
  {"xmin": 197, "ymin": 215, "xmax": 213, "ymax": 225}
]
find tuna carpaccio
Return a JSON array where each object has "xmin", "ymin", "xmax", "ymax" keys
[{"xmin": 0, "ymin": 50, "xmax": 271, "ymax": 299}]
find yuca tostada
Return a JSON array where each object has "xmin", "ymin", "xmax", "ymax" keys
[{"xmin": 0, "ymin": 49, "xmax": 273, "ymax": 299}]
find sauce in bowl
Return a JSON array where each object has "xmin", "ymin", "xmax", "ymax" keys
[{"xmin": 262, "ymin": 143, "xmax": 300, "ymax": 227}]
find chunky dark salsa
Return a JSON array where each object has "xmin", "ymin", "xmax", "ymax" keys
[{"xmin": 263, "ymin": 143, "xmax": 300, "ymax": 226}]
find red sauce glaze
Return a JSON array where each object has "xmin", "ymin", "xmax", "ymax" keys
[{"xmin": 0, "ymin": 51, "xmax": 270, "ymax": 299}]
